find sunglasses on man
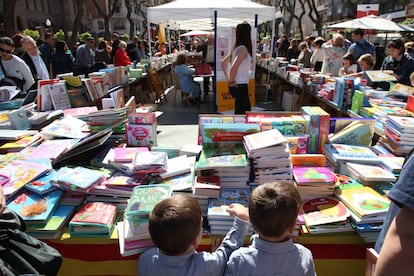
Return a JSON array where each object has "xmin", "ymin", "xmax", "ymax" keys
[{"xmin": 0, "ymin": 48, "xmax": 13, "ymax": 54}]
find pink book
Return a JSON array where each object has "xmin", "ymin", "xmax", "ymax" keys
[
  {"xmin": 113, "ymin": 147, "xmax": 149, "ymax": 163},
  {"xmin": 293, "ymin": 166, "xmax": 336, "ymax": 185}
]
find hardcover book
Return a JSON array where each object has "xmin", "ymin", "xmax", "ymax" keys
[
  {"xmin": 196, "ymin": 152, "xmax": 248, "ymax": 171},
  {"xmin": 69, "ymin": 202, "xmax": 118, "ymax": 237},
  {"xmin": 300, "ymin": 197, "xmax": 350, "ymax": 226},
  {"xmin": 0, "ymin": 134, "xmax": 42, "ymax": 153},
  {"xmin": 328, "ymin": 121, "xmax": 374, "ymax": 147},
  {"xmin": 193, "ymin": 175, "xmax": 221, "ymax": 198},
  {"xmin": 293, "ymin": 167, "xmax": 337, "ymax": 185},
  {"xmin": 6, "ymin": 189, "xmax": 64, "ymax": 225},
  {"xmin": 387, "ymin": 115, "xmax": 414, "ymax": 134},
  {"xmin": 25, "ymin": 170, "xmax": 59, "ymax": 195},
  {"xmin": 243, "ymin": 129, "xmax": 287, "ymax": 154},
  {"xmin": 323, "ymin": 144, "xmax": 381, "ymax": 165},
  {"xmin": 201, "ymin": 123, "xmax": 260, "ymax": 144},
  {"xmin": 207, "ymin": 188, "xmax": 250, "ymax": 220},
  {"xmin": 344, "ymin": 162, "xmax": 397, "ymax": 183},
  {"xmin": 54, "ymin": 166, "xmax": 106, "ymax": 193},
  {"xmin": 335, "ymin": 185, "xmax": 390, "ymax": 218},
  {"xmin": 124, "ymin": 184, "xmax": 172, "ymax": 221}
]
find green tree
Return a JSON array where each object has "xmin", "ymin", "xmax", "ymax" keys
[
  {"xmin": 22, "ymin": 29, "xmax": 40, "ymax": 41},
  {"xmin": 54, "ymin": 29, "xmax": 65, "ymax": 41},
  {"xmin": 80, "ymin": 32, "xmax": 93, "ymax": 43}
]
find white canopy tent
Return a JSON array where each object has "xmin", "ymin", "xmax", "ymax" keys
[
  {"xmin": 328, "ymin": 15, "xmax": 414, "ymax": 32},
  {"xmin": 147, "ymin": 0, "xmax": 276, "ymax": 30}
]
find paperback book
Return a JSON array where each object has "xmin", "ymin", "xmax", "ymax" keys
[
  {"xmin": 323, "ymin": 144, "xmax": 381, "ymax": 165},
  {"xmin": 300, "ymin": 197, "xmax": 350, "ymax": 226}
]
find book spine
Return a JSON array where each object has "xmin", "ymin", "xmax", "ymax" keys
[
  {"xmin": 301, "ymin": 107, "xmax": 319, "ymax": 154},
  {"xmin": 313, "ymin": 106, "xmax": 330, "ymax": 154}
]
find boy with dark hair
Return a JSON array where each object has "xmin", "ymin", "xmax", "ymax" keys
[
  {"xmin": 138, "ymin": 194, "xmax": 249, "ymax": 275},
  {"xmin": 225, "ymin": 182, "xmax": 316, "ymax": 276}
]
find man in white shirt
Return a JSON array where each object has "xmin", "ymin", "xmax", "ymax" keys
[
  {"xmin": 21, "ymin": 36, "xmax": 50, "ymax": 89},
  {"xmin": 0, "ymin": 36, "xmax": 34, "ymax": 93}
]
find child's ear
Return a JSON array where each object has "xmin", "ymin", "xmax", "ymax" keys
[{"xmin": 287, "ymin": 222, "xmax": 296, "ymax": 234}]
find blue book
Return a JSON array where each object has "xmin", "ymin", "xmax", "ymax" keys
[
  {"xmin": 25, "ymin": 170, "xmax": 59, "ymax": 195},
  {"xmin": 324, "ymin": 144, "xmax": 381, "ymax": 165},
  {"xmin": 300, "ymin": 106, "xmax": 319, "ymax": 154},
  {"xmin": 6, "ymin": 189, "xmax": 64, "ymax": 226},
  {"xmin": 207, "ymin": 188, "xmax": 250, "ymax": 220},
  {"xmin": 55, "ymin": 166, "xmax": 106, "ymax": 192}
]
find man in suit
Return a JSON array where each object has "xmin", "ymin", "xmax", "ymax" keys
[
  {"xmin": 38, "ymin": 32, "xmax": 55, "ymax": 70},
  {"xmin": 20, "ymin": 36, "xmax": 50, "ymax": 89}
]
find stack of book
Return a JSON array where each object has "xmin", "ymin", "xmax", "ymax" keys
[
  {"xmin": 299, "ymin": 197, "xmax": 353, "ymax": 235},
  {"xmin": 192, "ymin": 175, "xmax": 221, "ymax": 198},
  {"xmin": 383, "ymin": 115, "xmax": 414, "ymax": 156},
  {"xmin": 195, "ymin": 152, "xmax": 250, "ymax": 188},
  {"xmin": 207, "ymin": 187, "xmax": 252, "ymax": 235},
  {"xmin": 292, "ymin": 166, "xmax": 337, "ymax": 200},
  {"xmin": 340, "ymin": 162, "xmax": 396, "ymax": 185},
  {"xmin": 87, "ymin": 107, "xmax": 129, "ymax": 133},
  {"xmin": 335, "ymin": 181, "xmax": 390, "ymax": 242},
  {"xmin": 323, "ymin": 144, "xmax": 381, "ymax": 171},
  {"xmin": 300, "ymin": 106, "xmax": 330, "ymax": 154},
  {"xmin": 243, "ymin": 129, "xmax": 292, "ymax": 185},
  {"xmin": 118, "ymin": 184, "xmax": 172, "ymax": 256}
]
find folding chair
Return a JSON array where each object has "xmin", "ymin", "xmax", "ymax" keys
[{"xmin": 148, "ymin": 68, "xmax": 167, "ymax": 104}]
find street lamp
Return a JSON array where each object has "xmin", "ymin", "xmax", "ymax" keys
[{"xmin": 45, "ymin": 18, "xmax": 52, "ymax": 32}]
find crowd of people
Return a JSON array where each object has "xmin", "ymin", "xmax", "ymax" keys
[
  {"xmin": 0, "ymin": 31, "xmax": 153, "ymax": 95},
  {"xmin": 259, "ymin": 28, "xmax": 414, "ymax": 88}
]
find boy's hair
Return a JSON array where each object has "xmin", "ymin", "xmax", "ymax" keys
[
  {"xmin": 249, "ymin": 182, "xmax": 300, "ymax": 238},
  {"xmin": 342, "ymin": 53, "xmax": 356, "ymax": 65},
  {"xmin": 149, "ymin": 194, "xmax": 202, "ymax": 256},
  {"xmin": 358, "ymin": 53, "xmax": 375, "ymax": 68}
]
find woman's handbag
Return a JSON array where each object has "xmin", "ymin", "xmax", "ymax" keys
[{"xmin": 0, "ymin": 208, "xmax": 62, "ymax": 276}]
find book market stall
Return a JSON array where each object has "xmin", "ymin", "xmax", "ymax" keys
[{"xmin": 2, "ymin": 23, "xmax": 414, "ymax": 276}]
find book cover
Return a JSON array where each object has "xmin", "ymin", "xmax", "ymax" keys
[
  {"xmin": 133, "ymin": 151, "xmax": 168, "ymax": 172},
  {"xmin": 345, "ymin": 162, "xmax": 396, "ymax": 182},
  {"xmin": 125, "ymin": 123, "xmax": 157, "ymax": 147},
  {"xmin": 285, "ymin": 134, "xmax": 308, "ymax": 154},
  {"xmin": 201, "ymin": 123, "xmax": 260, "ymax": 144},
  {"xmin": 351, "ymin": 90, "xmax": 364, "ymax": 114},
  {"xmin": 300, "ymin": 197, "xmax": 350, "ymax": 226},
  {"xmin": 0, "ymin": 160, "xmax": 51, "ymax": 196},
  {"xmin": 196, "ymin": 153, "xmax": 248, "ymax": 171},
  {"xmin": 335, "ymin": 186, "xmax": 390, "ymax": 218},
  {"xmin": 26, "ymin": 204, "xmax": 76, "ymax": 235},
  {"xmin": 380, "ymin": 156, "xmax": 405, "ymax": 174},
  {"xmin": 387, "ymin": 115, "xmax": 414, "ymax": 134},
  {"xmin": 364, "ymin": 70, "xmax": 397, "ymax": 82},
  {"xmin": 328, "ymin": 122, "xmax": 374, "ymax": 147},
  {"xmin": 6, "ymin": 189, "xmax": 64, "ymax": 225},
  {"xmin": 124, "ymin": 184, "xmax": 172, "ymax": 220},
  {"xmin": 69, "ymin": 202, "xmax": 118, "ymax": 236},
  {"xmin": 311, "ymin": 106, "xmax": 330, "ymax": 153},
  {"xmin": 0, "ymin": 134, "xmax": 42, "ymax": 153},
  {"xmin": 290, "ymin": 154, "xmax": 326, "ymax": 167},
  {"xmin": 27, "ymin": 138, "xmax": 80, "ymax": 161},
  {"xmin": 48, "ymin": 80, "xmax": 71, "ymax": 110},
  {"xmin": 128, "ymin": 112, "xmax": 156, "ymax": 125},
  {"xmin": 323, "ymin": 144, "xmax": 381, "ymax": 165},
  {"xmin": 0, "ymin": 129, "xmax": 39, "ymax": 140},
  {"xmin": 113, "ymin": 147, "xmax": 149, "ymax": 163},
  {"xmin": 55, "ymin": 166, "xmax": 106, "ymax": 192},
  {"xmin": 207, "ymin": 188, "xmax": 250, "ymax": 220},
  {"xmin": 300, "ymin": 106, "xmax": 319, "ymax": 154},
  {"xmin": 25, "ymin": 170, "xmax": 59, "ymax": 195},
  {"xmin": 41, "ymin": 116, "xmax": 90, "ymax": 139},
  {"xmin": 293, "ymin": 167, "xmax": 336, "ymax": 185},
  {"xmin": 243, "ymin": 129, "xmax": 286, "ymax": 153}
]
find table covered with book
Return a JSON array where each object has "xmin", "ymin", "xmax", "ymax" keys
[{"xmin": 1, "ymin": 96, "xmax": 410, "ymax": 275}]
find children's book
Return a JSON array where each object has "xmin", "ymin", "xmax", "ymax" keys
[
  {"xmin": 0, "ymin": 134, "xmax": 43, "ymax": 153},
  {"xmin": 0, "ymin": 129, "xmax": 39, "ymax": 140},
  {"xmin": 290, "ymin": 154, "xmax": 326, "ymax": 167},
  {"xmin": 300, "ymin": 197, "xmax": 350, "ymax": 226},
  {"xmin": 0, "ymin": 160, "xmax": 51, "ymax": 196},
  {"xmin": 41, "ymin": 116, "xmax": 90, "ymax": 139},
  {"xmin": 242, "ymin": 129, "xmax": 286, "ymax": 154},
  {"xmin": 6, "ymin": 189, "xmax": 64, "ymax": 225},
  {"xmin": 196, "ymin": 152, "xmax": 248, "ymax": 171},
  {"xmin": 113, "ymin": 147, "xmax": 149, "ymax": 163},
  {"xmin": 293, "ymin": 167, "xmax": 337, "ymax": 185},
  {"xmin": 323, "ymin": 144, "xmax": 381, "ymax": 165},
  {"xmin": 124, "ymin": 184, "xmax": 172, "ymax": 221},
  {"xmin": 380, "ymin": 156, "xmax": 405, "ymax": 174},
  {"xmin": 344, "ymin": 162, "xmax": 397, "ymax": 183},
  {"xmin": 201, "ymin": 123, "xmax": 260, "ymax": 144},
  {"xmin": 26, "ymin": 138, "xmax": 80, "ymax": 161},
  {"xmin": 387, "ymin": 115, "xmax": 414, "ymax": 134},
  {"xmin": 328, "ymin": 121, "xmax": 374, "ymax": 147},
  {"xmin": 25, "ymin": 170, "xmax": 59, "ymax": 195},
  {"xmin": 69, "ymin": 202, "xmax": 118, "ymax": 237},
  {"xmin": 335, "ymin": 185, "xmax": 390, "ymax": 218},
  {"xmin": 207, "ymin": 188, "xmax": 250, "ymax": 220},
  {"xmin": 54, "ymin": 166, "xmax": 106, "ymax": 193},
  {"xmin": 26, "ymin": 205, "xmax": 76, "ymax": 239}
]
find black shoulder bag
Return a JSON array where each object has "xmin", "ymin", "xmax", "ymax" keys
[{"xmin": 0, "ymin": 208, "xmax": 62, "ymax": 276}]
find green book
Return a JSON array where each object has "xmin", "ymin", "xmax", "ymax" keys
[{"xmin": 351, "ymin": 90, "xmax": 364, "ymax": 114}]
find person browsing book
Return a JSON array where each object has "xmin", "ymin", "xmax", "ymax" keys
[
  {"xmin": 138, "ymin": 194, "xmax": 249, "ymax": 276},
  {"xmin": 221, "ymin": 22, "xmax": 253, "ymax": 114},
  {"xmin": 374, "ymin": 151, "xmax": 414, "ymax": 275},
  {"xmin": 338, "ymin": 53, "xmax": 357, "ymax": 77},
  {"xmin": 225, "ymin": 182, "xmax": 316, "ymax": 276}
]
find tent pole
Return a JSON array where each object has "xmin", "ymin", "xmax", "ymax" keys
[
  {"xmin": 213, "ymin": 10, "xmax": 217, "ymax": 112},
  {"xmin": 148, "ymin": 21, "xmax": 152, "ymax": 58}
]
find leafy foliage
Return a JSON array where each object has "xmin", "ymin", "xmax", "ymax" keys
[
  {"xmin": 54, "ymin": 29, "xmax": 65, "ymax": 41},
  {"xmin": 22, "ymin": 29, "xmax": 40, "ymax": 41}
]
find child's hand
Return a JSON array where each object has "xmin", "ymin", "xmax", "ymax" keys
[{"xmin": 226, "ymin": 203, "xmax": 249, "ymax": 221}]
